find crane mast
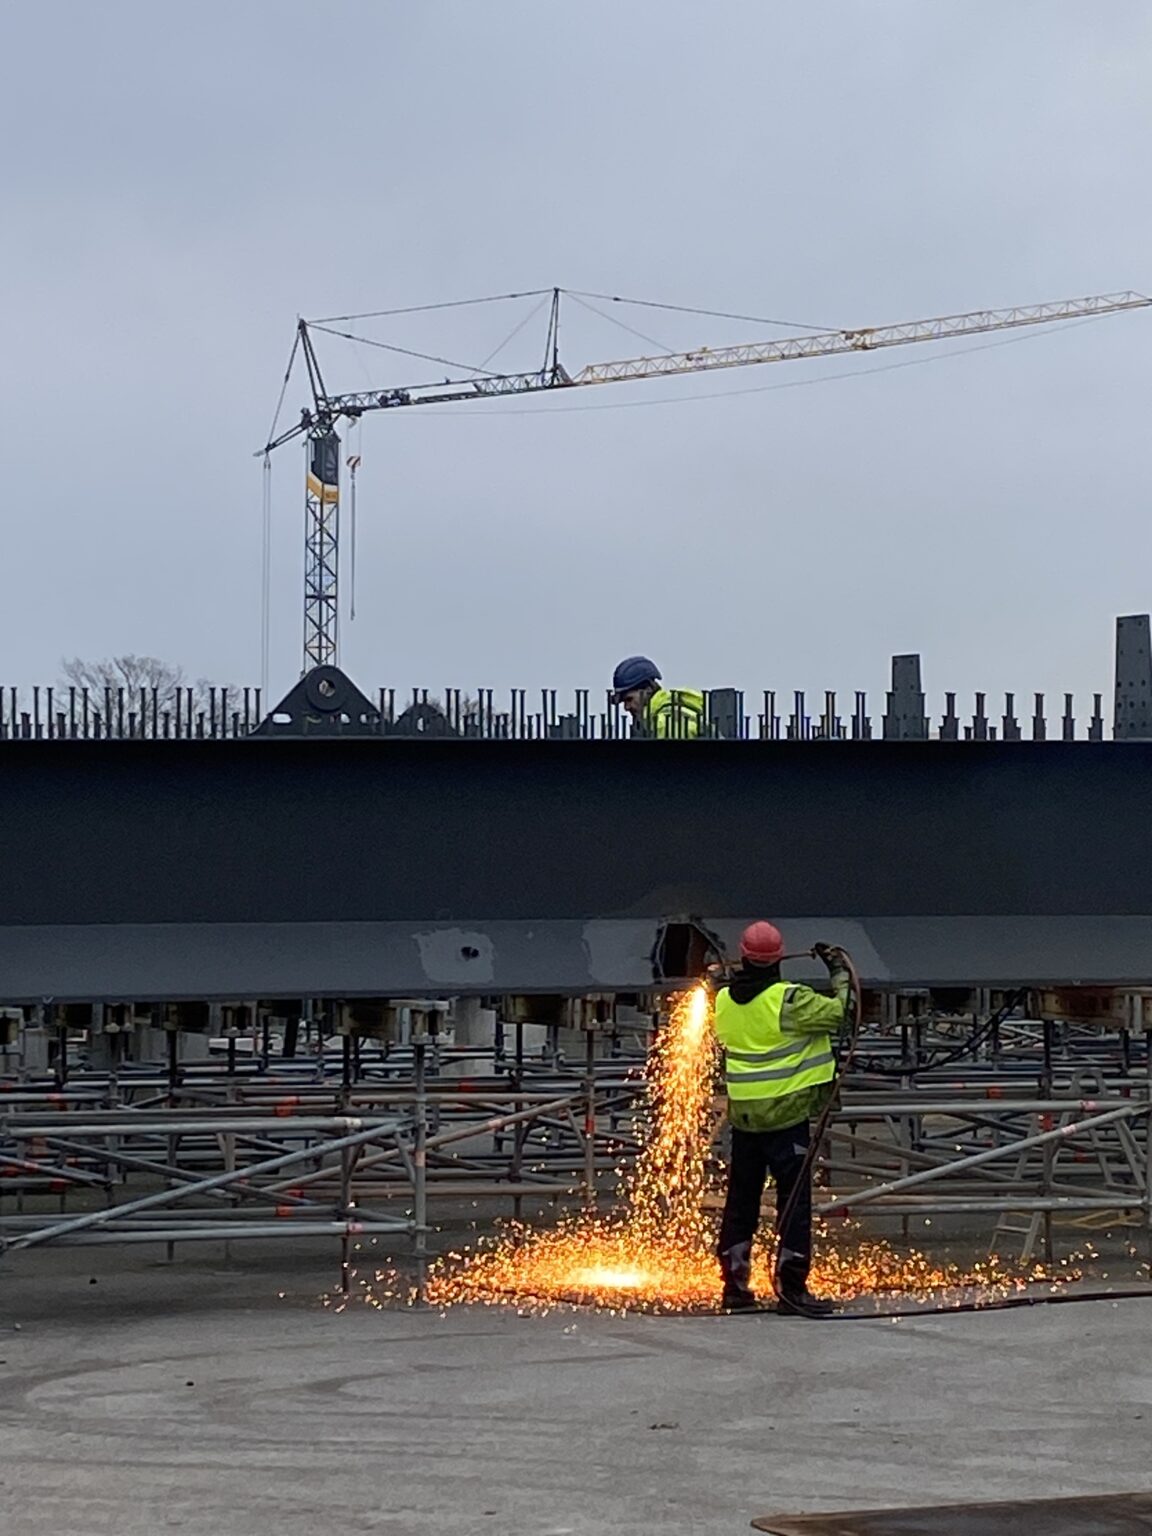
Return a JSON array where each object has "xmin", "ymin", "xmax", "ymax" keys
[
  {"xmin": 304, "ymin": 429, "xmax": 341, "ymax": 676},
  {"xmin": 262, "ymin": 289, "xmax": 1150, "ymax": 673}
]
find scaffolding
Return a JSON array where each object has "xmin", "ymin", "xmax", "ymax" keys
[
  {"xmin": 3, "ymin": 995, "xmax": 1152, "ymax": 1290},
  {"xmin": 0, "ymin": 1007, "xmax": 653, "ymax": 1293}
]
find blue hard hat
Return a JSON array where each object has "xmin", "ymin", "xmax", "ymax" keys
[{"xmin": 612, "ymin": 655, "xmax": 661, "ymax": 700}]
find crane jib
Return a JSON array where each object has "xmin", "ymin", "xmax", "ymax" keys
[{"xmin": 265, "ymin": 287, "xmax": 1150, "ymax": 671}]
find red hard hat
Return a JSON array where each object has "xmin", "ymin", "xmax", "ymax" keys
[{"xmin": 739, "ymin": 921, "xmax": 785, "ymax": 965}]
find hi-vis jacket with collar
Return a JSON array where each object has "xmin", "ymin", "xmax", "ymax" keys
[{"xmin": 712, "ymin": 979, "xmax": 845, "ymax": 1132}]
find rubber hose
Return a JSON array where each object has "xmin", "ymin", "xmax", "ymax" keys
[{"xmin": 768, "ymin": 947, "xmax": 864, "ymax": 1305}]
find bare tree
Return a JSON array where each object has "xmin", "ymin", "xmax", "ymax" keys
[
  {"xmin": 59, "ymin": 655, "xmax": 224, "ymax": 716},
  {"xmin": 441, "ymin": 692, "xmax": 484, "ymax": 729}
]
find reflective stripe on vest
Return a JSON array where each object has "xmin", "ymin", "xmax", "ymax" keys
[{"xmin": 712, "ymin": 982, "xmax": 836, "ymax": 1101}]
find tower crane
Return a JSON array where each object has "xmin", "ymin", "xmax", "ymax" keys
[{"xmin": 260, "ymin": 288, "xmax": 1150, "ymax": 674}]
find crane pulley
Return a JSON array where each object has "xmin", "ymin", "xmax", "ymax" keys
[{"xmin": 260, "ymin": 287, "xmax": 1151, "ymax": 673}]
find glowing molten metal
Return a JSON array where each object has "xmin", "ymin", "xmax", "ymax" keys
[{"xmin": 357, "ymin": 987, "xmax": 1059, "ymax": 1313}]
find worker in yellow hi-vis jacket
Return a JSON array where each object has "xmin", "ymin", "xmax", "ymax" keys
[
  {"xmin": 610, "ymin": 655, "xmax": 704, "ymax": 739},
  {"xmin": 711, "ymin": 920, "xmax": 853, "ymax": 1317}
]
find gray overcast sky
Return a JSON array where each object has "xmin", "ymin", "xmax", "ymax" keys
[{"xmin": 3, "ymin": 0, "xmax": 1149, "ymax": 719}]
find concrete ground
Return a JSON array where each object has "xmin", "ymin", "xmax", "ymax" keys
[{"xmin": 1, "ymin": 1242, "xmax": 1151, "ymax": 1536}]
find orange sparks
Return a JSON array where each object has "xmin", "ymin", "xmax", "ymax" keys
[{"xmin": 351, "ymin": 986, "xmax": 1077, "ymax": 1314}]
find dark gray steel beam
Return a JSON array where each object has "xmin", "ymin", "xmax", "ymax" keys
[{"xmin": 1, "ymin": 738, "xmax": 1151, "ymax": 998}]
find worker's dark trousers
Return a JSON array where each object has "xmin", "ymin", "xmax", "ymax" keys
[{"xmin": 717, "ymin": 1122, "xmax": 812, "ymax": 1293}]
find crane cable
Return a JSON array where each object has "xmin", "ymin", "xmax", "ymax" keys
[
  {"xmin": 347, "ymin": 422, "xmax": 362, "ymax": 624},
  {"xmin": 258, "ymin": 328, "xmax": 302, "ymax": 703},
  {"xmin": 260, "ymin": 452, "xmax": 272, "ymax": 705}
]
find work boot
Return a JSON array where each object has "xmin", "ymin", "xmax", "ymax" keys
[
  {"xmin": 776, "ymin": 1288, "xmax": 837, "ymax": 1319},
  {"xmin": 775, "ymin": 1249, "xmax": 835, "ymax": 1317},
  {"xmin": 719, "ymin": 1241, "xmax": 757, "ymax": 1312}
]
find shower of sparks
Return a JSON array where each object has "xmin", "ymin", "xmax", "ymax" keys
[{"xmin": 338, "ymin": 985, "xmax": 1084, "ymax": 1315}]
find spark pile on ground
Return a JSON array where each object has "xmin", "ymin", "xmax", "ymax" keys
[
  {"xmin": 426, "ymin": 984, "xmax": 720, "ymax": 1312},
  {"xmin": 369, "ymin": 986, "xmax": 1060, "ymax": 1313}
]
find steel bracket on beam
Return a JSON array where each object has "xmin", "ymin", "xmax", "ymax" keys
[
  {"xmin": 254, "ymin": 666, "xmax": 380, "ymax": 736},
  {"xmin": 1114, "ymin": 614, "xmax": 1152, "ymax": 740},
  {"xmin": 883, "ymin": 654, "xmax": 928, "ymax": 741}
]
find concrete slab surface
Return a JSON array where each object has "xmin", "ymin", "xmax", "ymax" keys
[{"xmin": 1, "ymin": 1246, "xmax": 1151, "ymax": 1536}]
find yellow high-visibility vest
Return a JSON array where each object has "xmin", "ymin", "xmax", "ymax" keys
[
  {"xmin": 644, "ymin": 687, "xmax": 705, "ymax": 739},
  {"xmin": 713, "ymin": 982, "xmax": 837, "ymax": 1101}
]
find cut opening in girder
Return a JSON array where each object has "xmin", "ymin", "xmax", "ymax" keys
[{"xmin": 652, "ymin": 919, "xmax": 724, "ymax": 984}]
